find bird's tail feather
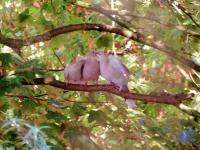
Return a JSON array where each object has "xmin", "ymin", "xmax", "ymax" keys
[
  {"xmin": 125, "ymin": 99, "xmax": 136, "ymax": 109},
  {"xmin": 120, "ymin": 85, "xmax": 136, "ymax": 109}
]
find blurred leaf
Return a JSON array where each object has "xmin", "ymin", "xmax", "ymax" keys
[
  {"xmin": 0, "ymin": 53, "xmax": 12, "ymax": 67},
  {"xmin": 46, "ymin": 111, "xmax": 67, "ymax": 123},
  {"xmin": 0, "ymin": 0, "xmax": 199, "ymax": 149},
  {"xmin": 41, "ymin": 2, "xmax": 53, "ymax": 13},
  {"xmin": 0, "ymin": 76, "xmax": 22, "ymax": 96},
  {"xmin": 96, "ymin": 34, "xmax": 112, "ymax": 48},
  {"xmin": 21, "ymin": 99, "xmax": 39, "ymax": 113},
  {"xmin": 49, "ymin": 34, "xmax": 68, "ymax": 48},
  {"xmin": 88, "ymin": 110, "xmax": 107, "ymax": 126},
  {"xmin": 18, "ymin": 9, "xmax": 30, "ymax": 23},
  {"xmin": 71, "ymin": 103, "xmax": 86, "ymax": 116},
  {"xmin": 15, "ymin": 59, "xmax": 46, "ymax": 80}
]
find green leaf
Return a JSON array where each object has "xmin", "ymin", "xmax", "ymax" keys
[
  {"xmin": 71, "ymin": 103, "xmax": 86, "ymax": 116},
  {"xmin": 183, "ymin": 19, "xmax": 195, "ymax": 26},
  {"xmin": 41, "ymin": 3, "xmax": 53, "ymax": 13},
  {"xmin": 96, "ymin": 34, "xmax": 112, "ymax": 48},
  {"xmin": 0, "ymin": 53, "xmax": 13, "ymax": 67},
  {"xmin": 18, "ymin": 9, "xmax": 30, "ymax": 23},
  {"xmin": 0, "ymin": 28, "xmax": 13, "ymax": 37},
  {"xmin": 21, "ymin": 99, "xmax": 39, "ymax": 112},
  {"xmin": 0, "ymin": 76, "xmax": 22, "ymax": 96},
  {"xmin": 46, "ymin": 111, "xmax": 67, "ymax": 123},
  {"xmin": 88, "ymin": 110, "xmax": 109, "ymax": 126},
  {"xmin": 88, "ymin": 110, "xmax": 101, "ymax": 122},
  {"xmin": 0, "ymin": 97, "xmax": 9, "ymax": 112},
  {"xmin": 49, "ymin": 34, "xmax": 68, "ymax": 48},
  {"xmin": 15, "ymin": 59, "xmax": 46, "ymax": 79}
]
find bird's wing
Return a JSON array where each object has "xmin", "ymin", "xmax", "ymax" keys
[
  {"xmin": 80, "ymin": 62, "xmax": 85, "ymax": 80},
  {"xmin": 108, "ymin": 55, "xmax": 130, "ymax": 77},
  {"xmin": 64, "ymin": 66, "xmax": 70, "ymax": 81}
]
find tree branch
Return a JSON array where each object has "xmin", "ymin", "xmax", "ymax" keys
[
  {"xmin": 0, "ymin": 23, "xmax": 200, "ymax": 71},
  {"xmin": 168, "ymin": 0, "xmax": 200, "ymax": 28},
  {"xmin": 80, "ymin": 4, "xmax": 200, "ymax": 39},
  {"xmin": 52, "ymin": 49, "xmax": 65, "ymax": 68},
  {"xmin": 21, "ymin": 77, "xmax": 194, "ymax": 106}
]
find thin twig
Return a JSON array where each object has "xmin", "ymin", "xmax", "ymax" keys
[
  {"xmin": 178, "ymin": 104, "xmax": 200, "ymax": 119},
  {"xmin": 168, "ymin": 0, "xmax": 200, "ymax": 28},
  {"xmin": 76, "ymin": 4, "xmax": 200, "ymax": 38},
  {"xmin": 52, "ymin": 49, "xmax": 65, "ymax": 68}
]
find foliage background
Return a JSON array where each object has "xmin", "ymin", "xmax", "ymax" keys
[{"xmin": 0, "ymin": 0, "xmax": 200, "ymax": 149}]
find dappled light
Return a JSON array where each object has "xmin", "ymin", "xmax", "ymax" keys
[{"xmin": 0, "ymin": 0, "xmax": 200, "ymax": 149}]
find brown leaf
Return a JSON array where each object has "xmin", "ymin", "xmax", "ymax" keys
[{"xmin": 88, "ymin": 38, "xmax": 95, "ymax": 49}]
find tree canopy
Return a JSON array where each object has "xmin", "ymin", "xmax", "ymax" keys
[{"xmin": 0, "ymin": 0, "xmax": 200, "ymax": 149}]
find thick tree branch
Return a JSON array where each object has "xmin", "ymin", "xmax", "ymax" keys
[
  {"xmin": 0, "ymin": 32, "xmax": 23, "ymax": 51},
  {"xmin": 0, "ymin": 23, "xmax": 200, "ymax": 71},
  {"xmin": 21, "ymin": 77, "xmax": 193, "ymax": 106}
]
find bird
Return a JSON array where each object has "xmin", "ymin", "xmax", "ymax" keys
[
  {"xmin": 96, "ymin": 52, "xmax": 130, "ymax": 91},
  {"xmin": 96, "ymin": 51, "xmax": 135, "ymax": 109},
  {"xmin": 64, "ymin": 59, "xmax": 86, "ymax": 84},
  {"xmin": 80, "ymin": 51, "xmax": 100, "ymax": 84}
]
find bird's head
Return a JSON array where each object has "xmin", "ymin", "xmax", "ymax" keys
[
  {"xmin": 95, "ymin": 51, "xmax": 109, "ymax": 62},
  {"xmin": 76, "ymin": 58, "xmax": 86, "ymax": 65},
  {"xmin": 95, "ymin": 51, "xmax": 107, "ymax": 57}
]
